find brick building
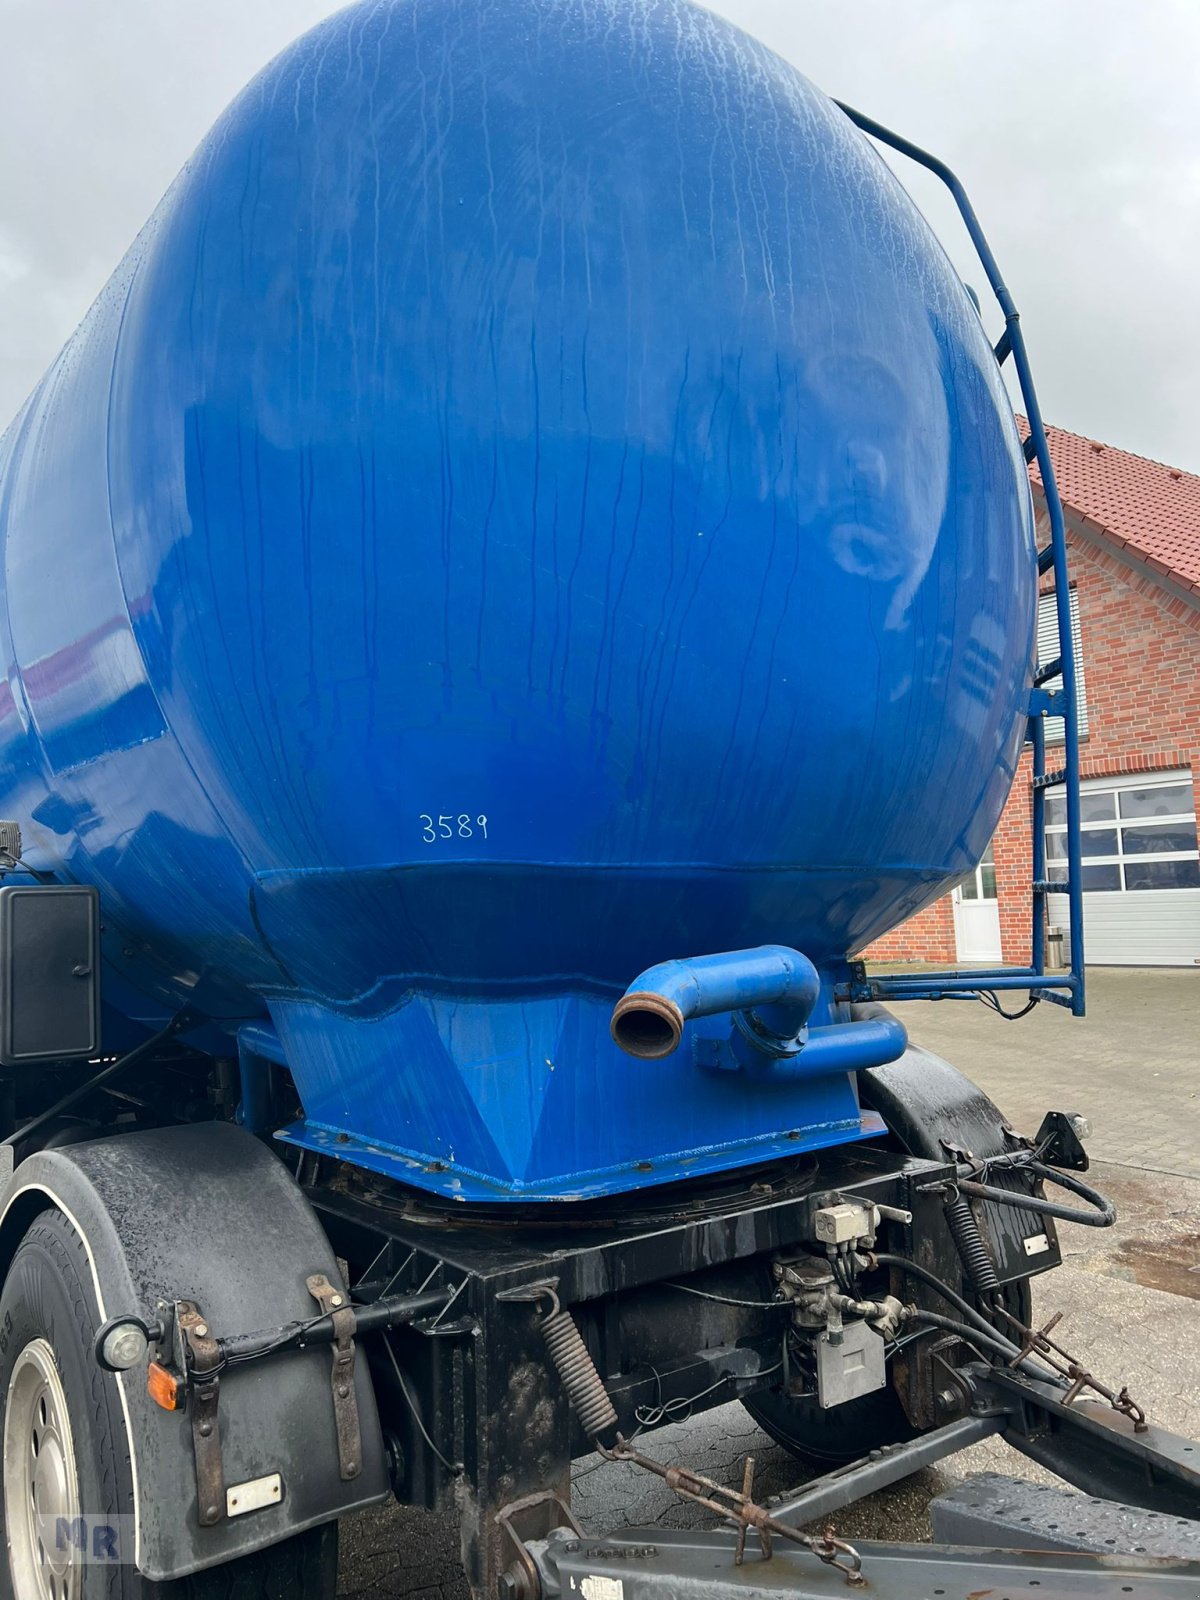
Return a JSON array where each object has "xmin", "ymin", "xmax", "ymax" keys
[{"xmin": 865, "ymin": 423, "xmax": 1200, "ymax": 969}]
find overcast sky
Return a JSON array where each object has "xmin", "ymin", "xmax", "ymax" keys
[{"xmin": 1, "ymin": 0, "xmax": 1197, "ymax": 468}]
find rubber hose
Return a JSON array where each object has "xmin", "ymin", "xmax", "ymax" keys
[
  {"xmin": 906, "ymin": 1310, "xmax": 1058, "ymax": 1384},
  {"xmin": 872, "ymin": 1254, "xmax": 1066, "ymax": 1389},
  {"xmin": 943, "ymin": 1192, "xmax": 1000, "ymax": 1293},
  {"xmin": 870, "ymin": 1253, "xmax": 1023, "ymax": 1355},
  {"xmin": 957, "ymin": 1159, "xmax": 1115, "ymax": 1228}
]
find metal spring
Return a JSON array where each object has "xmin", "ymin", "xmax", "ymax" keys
[
  {"xmin": 541, "ymin": 1308, "xmax": 617, "ymax": 1439},
  {"xmin": 944, "ymin": 1191, "xmax": 1000, "ymax": 1294}
]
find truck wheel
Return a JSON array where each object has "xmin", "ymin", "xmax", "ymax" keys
[{"xmin": 0, "ymin": 1211, "xmax": 338, "ymax": 1600}]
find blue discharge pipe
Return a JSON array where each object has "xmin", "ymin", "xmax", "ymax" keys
[
  {"xmin": 765, "ymin": 1014, "xmax": 909, "ymax": 1081},
  {"xmin": 611, "ymin": 945, "xmax": 821, "ymax": 1059},
  {"xmin": 610, "ymin": 946, "xmax": 907, "ymax": 1077}
]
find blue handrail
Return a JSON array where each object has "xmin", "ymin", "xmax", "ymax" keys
[{"xmin": 833, "ymin": 103, "xmax": 1085, "ymax": 1019}]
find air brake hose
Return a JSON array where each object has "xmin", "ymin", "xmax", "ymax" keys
[
  {"xmin": 905, "ymin": 1309, "xmax": 1059, "ymax": 1383},
  {"xmin": 869, "ymin": 1256, "xmax": 1064, "ymax": 1387},
  {"xmin": 956, "ymin": 1159, "xmax": 1116, "ymax": 1229},
  {"xmin": 869, "ymin": 1253, "xmax": 1018, "ymax": 1351},
  {"xmin": 942, "ymin": 1192, "xmax": 1001, "ymax": 1293}
]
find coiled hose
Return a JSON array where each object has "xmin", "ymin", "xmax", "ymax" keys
[
  {"xmin": 943, "ymin": 1191, "xmax": 1000, "ymax": 1294},
  {"xmin": 540, "ymin": 1307, "xmax": 617, "ymax": 1439}
]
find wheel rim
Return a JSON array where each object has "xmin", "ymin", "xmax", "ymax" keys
[{"xmin": 4, "ymin": 1337, "xmax": 83, "ymax": 1600}]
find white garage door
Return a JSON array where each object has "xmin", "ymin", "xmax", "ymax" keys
[{"xmin": 1046, "ymin": 770, "xmax": 1200, "ymax": 966}]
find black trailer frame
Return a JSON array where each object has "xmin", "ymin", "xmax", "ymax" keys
[
  {"xmin": 44, "ymin": 1051, "xmax": 1193, "ymax": 1600},
  {"xmin": 0, "ymin": 994, "xmax": 1187, "ymax": 1600},
  {"xmin": 3, "ymin": 1051, "xmax": 1196, "ymax": 1597},
  {"xmin": 503, "ymin": 1361, "xmax": 1200, "ymax": 1599},
  {"xmin": 289, "ymin": 1136, "xmax": 1197, "ymax": 1600}
]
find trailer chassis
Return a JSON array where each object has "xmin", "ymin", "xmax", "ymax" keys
[
  {"xmin": 74, "ymin": 1092, "xmax": 1198, "ymax": 1598},
  {"xmin": 500, "ymin": 1363, "xmax": 1200, "ymax": 1599}
]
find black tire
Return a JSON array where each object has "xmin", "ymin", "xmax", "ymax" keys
[
  {"xmin": 744, "ymin": 1381, "xmax": 919, "ymax": 1469},
  {"xmin": 0, "ymin": 1210, "xmax": 338, "ymax": 1600}
]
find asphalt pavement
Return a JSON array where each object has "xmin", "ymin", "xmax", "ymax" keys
[{"xmin": 337, "ymin": 967, "xmax": 1200, "ymax": 1597}]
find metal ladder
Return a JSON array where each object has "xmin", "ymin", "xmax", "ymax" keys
[{"xmin": 836, "ymin": 104, "xmax": 1086, "ymax": 1019}]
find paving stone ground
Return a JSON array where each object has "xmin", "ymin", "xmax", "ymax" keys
[
  {"xmin": 896, "ymin": 966, "xmax": 1200, "ymax": 1181},
  {"xmin": 336, "ymin": 967, "xmax": 1200, "ymax": 1597}
]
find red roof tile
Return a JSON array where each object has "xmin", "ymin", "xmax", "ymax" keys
[{"xmin": 1018, "ymin": 419, "xmax": 1200, "ymax": 595}]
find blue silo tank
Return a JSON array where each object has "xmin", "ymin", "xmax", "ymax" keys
[{"xmin": 0, "ymin": 0, "xmax": 1036, "ymax": 1199}]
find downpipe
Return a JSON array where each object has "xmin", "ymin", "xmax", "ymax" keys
[{"xmin": 610, "ymin": 945, "xmax": 907, "ymax": 1076}]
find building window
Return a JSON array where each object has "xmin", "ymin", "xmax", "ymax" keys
[
  {"xmin": 1036, "ymin": 588, "xmax": 1088, "ymax": 744},
  {"xmin": 957, "ymin": 840, "xmax": 997, "ymax": 901},
  {"xmin": 1045, "ymin": 773, "xmax": 1200, "ymax": 891}
]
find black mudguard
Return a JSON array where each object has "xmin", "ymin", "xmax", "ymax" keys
[
  {"xmin": 0, "ymin": 1122, "xmax": 388, "ymax": 1582},
  {"xmin": 859, "ymin": 1037, "xmax": 1061, "ymax": 1283}
]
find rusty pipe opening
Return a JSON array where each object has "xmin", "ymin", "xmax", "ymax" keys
[
  {"xmin": 610, "ymin": 947, "xmax": 822, "ymax": 1062},
  {"xmin": 610, "ymin": 992, "xmax": 684, "ymax": 1059}
]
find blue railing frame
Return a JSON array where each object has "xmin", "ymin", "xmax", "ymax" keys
[{"xmin": 833, "ymin": 103, "xmax": 1085, "ymax": 1018}]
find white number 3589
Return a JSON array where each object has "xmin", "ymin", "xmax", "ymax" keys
[{"xmin": 419, "ymin": 813, "xmax": 489, "ymax": 843}]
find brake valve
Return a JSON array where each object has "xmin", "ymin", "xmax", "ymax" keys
[{"xmin": 772, "ymin": 1254, "xmax": 901, "ymax": 1408}]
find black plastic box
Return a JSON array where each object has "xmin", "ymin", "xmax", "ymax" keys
[{"xmin": 0, "ymin": 884, "xmax": 101, "ymax": 1066}]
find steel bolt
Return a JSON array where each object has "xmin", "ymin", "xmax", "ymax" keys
[
  {"xmin": 331, "ymin": 1294, "xmax": 343, "ymax": 1307},
  {"xmin": 338, "ymin": 1384, "xmax": 350, "ymax": 1398},
  {"xmin": 195, "ymin": 1324, "xmax": 208, "ymax": 1338},
  {"xmin": 199, "ymin": 1421, "xmax": 212, "ymax": 1437},
  {"xmin": 205, "ymin": 1505, "xmax": 220, "ymax": 1522}
]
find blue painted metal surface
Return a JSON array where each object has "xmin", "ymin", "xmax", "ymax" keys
[
  {"xmin": 831, "ymin": 104, "xmax": 1086, "ymax": 1018},
  {"xmin": 0, "ymin": 0, "xmax": 1038, "ymax": 1199}
]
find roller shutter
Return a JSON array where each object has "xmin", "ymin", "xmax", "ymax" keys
[{"xmin": 1046, "ymin": 771, "xmax": 1200, "ymax": 966}]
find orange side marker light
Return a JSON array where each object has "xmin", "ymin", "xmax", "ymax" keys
[{"xmin": 147, "ymin": 1361, "xmax": 183, "ymax": 1411}]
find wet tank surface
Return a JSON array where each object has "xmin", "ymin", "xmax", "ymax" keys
[{"xmin": 0, "ymin": 0, "xmax": 1040, "ymax": 1206}]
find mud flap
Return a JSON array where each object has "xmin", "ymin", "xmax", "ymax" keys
[
  {"xmin": 0, "ymin": 1122, "xmax": 388, "ymax": 1582},
  {"xmin": 859, "ymin": 1037, "xmax": 1062, "ymax": 1284}
]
